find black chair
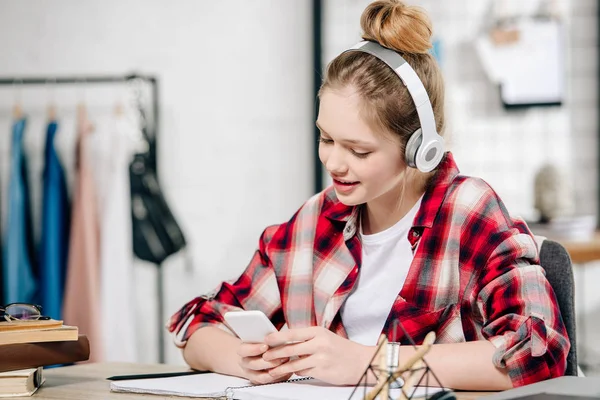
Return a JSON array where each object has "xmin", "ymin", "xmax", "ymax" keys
[{"xmin": 539, "ymin": 239, "xmax": 578, "ymax": 376}]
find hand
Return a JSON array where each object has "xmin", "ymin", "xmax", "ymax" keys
[
  {"xmin": 237, "ymin": 342, "xmax": 293, "ymax": 385},
  {"xmin": 262, "ymin": 326, "xmax": 376, "ymax": 385}
]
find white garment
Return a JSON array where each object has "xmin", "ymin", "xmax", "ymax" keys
[
  {"xmin": 341, "ymin": 197, "xmax": 422, "ymax": 346},
  {"xmin": 89, "ymin": 113, "xmax": 143, "ymax": 362}
]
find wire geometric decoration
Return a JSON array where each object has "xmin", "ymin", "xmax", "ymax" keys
[{"xmin": 347, "ymin": 320, "xmax": 456, "ymax": 400}]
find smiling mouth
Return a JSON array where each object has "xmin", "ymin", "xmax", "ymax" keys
[{"xmin": 333, "ymin": 179, "xmax": 359, "ymax": 185}]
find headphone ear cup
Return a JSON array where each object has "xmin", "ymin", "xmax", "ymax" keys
[{"xmin": 404, "ymin": 128, "xmax": 423, "ymax": 169}]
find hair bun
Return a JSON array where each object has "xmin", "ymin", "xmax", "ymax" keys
[{"xmin": 360, "ymin": 0, "xmax": 433, "ymax": 54}]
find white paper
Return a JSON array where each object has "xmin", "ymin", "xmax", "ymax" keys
[
  {"xmin": 500, "ymin": 20, "xmax": 563, "ymax": 105},
  {"xmin": 110, "ymin": 372, "xmax": 444, "ymax": 400},
  {"xmin": 110, "ymin": 373, "xmax": 250, "ymax": 398},
  {"xmin": 235, "ymin": 378, "xmax": 444, "ymax": 400},
  {"xmin": 475, "ymin": 19, "xmax": 564, "ymax": 106}
]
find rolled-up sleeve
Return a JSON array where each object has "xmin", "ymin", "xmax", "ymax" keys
[
  {"xmin": 167, "ymin": 225, "xmax": 284, "ymax": 347},
  {"xmin": 476, "ymin": 232, "xmax": 570, "ymax": 387}
]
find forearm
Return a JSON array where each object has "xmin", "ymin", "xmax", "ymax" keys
[
  {"xmin": 398, "ymin": 340, "xmax": 512, "ymax": 391},
  {"xmin": 182, "ymin": 326, "xmax": 246, "ymax": 378}
]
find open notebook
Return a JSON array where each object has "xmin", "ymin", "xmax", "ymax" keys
[{"xmin": 109, "ymin": 372, "xmax": 444, "ymax": 399}]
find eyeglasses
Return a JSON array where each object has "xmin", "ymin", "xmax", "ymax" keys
[{"xmin": 0, "ymin": 303, "xmax": 50, "ymax": 322}]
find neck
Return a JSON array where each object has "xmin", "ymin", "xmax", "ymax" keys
[{"xmin": 361, "ymin": 177, "xmax": 426, "ymax": 235}]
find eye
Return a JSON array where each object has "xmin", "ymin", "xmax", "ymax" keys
[
  {"xmin": 318, "ymin": 136, "xmax": 333, "ymax": 144},
  {"xmin": 351, "ymin": 149, "xmax": 371, "ymax": 159}
]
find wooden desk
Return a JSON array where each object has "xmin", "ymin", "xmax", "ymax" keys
[
  {"xmin": 561, "ymin": 233, "xmax": 600, "ymax": 264},
  {"xmin": 34, "ymin": 362, "xmax": 490, "ymax": 400}
]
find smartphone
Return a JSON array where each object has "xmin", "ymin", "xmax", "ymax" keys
[{"xmin": 223, "ymin": 310, "xmax": 278, "ymax": 343}]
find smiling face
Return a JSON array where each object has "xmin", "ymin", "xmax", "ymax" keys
[{"xmin": 317, "ymin": 86, "xmax": 408, "ymax": 207}]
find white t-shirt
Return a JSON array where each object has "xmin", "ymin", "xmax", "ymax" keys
[{"xmin": 340, "ymin": 197, "xmax": 422, "ymax": 346}]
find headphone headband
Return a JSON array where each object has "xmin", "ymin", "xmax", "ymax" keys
[{"xmin": 342, "ymin": 41, "xmax": 444, "ymax": 172}]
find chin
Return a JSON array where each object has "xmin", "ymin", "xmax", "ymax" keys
[{"xmin": 334, "ymin": 192, "xmax": 364, "ymax": 206}]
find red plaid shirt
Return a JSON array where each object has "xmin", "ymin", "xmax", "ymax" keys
[{"xmin": 168, "ymin": 152, "xmax": 569, "ymax": 387}]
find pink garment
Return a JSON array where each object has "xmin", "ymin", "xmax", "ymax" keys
[{"xmin": 62, "ymin": 114, "xmax": 103, "ymax": 362}]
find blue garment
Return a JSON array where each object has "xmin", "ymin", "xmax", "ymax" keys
[
  {"xmin": 3, "ymin": 118, "xmax": 37, "ymax": 304},
  {"xmin": 39, "ymin": 121, "xmax": 70, "ymax": 320}
]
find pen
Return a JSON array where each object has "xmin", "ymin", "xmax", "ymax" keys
[{"xmin": 107, "ymin": 370, "xmax": 206, "ymax": 381}]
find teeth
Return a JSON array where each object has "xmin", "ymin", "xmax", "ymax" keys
[{"xmin": 332, "ymin": 177, "xmax": 357, "ymax": 184}]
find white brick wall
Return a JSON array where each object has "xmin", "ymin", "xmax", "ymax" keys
[{"xmin": 323, "ymin": 0, "xmax": 579, "ymax": 221}]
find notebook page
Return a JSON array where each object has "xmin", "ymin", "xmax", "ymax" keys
[
  {"xmin": 234, "ymin": 378, "xmax": 444, "ymax": 400},
  {"xmin": 110, "ymin": 372, "xmax": 250, "ymax": 398}
]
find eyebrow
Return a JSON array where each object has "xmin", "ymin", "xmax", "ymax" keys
[{"xmin": 315, "ymin": 121, "xmax": 374, "ymax": 146}]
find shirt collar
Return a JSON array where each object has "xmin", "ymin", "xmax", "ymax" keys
[
  {"xmin": 322, "ymin": 152, "xmax": 460, "ymax": 233},
  {"xmin": 413, "ymin": 152, "xmax": 460, "ymax": 228}
]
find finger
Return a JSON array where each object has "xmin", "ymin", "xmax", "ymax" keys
[
  {"xmin": 262, "ymin": 340, "xmax": 314, "ymax": 361},
  {"xmin": 268, "ymin": 354, "xmax": 316, "ymax": 377},
  {"xmin": 237, "ymin": 343, "xmax": 269, "ymax": 358},
  {"xmin": 241, "ymin": 355, "xmax": 290, "ymax": 371},
  {"xmin": 264, "ymin": 327, "xmax": 319, "ymax": 347}
]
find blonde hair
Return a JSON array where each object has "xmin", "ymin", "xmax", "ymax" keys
[{"xmin": 319, "ymin": 0, "xmax": 445, "ymax": 165}]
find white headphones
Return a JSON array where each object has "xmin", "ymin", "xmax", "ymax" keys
[{"xmin": 343, "ymin": 41, "xmax": 445, "ymax": 173}]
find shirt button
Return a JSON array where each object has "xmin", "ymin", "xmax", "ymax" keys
[{"xmin": 412, "ymin": 231, "xmax": 420, "ymax": 238}]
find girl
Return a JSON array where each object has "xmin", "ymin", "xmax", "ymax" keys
[{"xmin": 168, "ymin": 0, "xmax": 569, "ymax": 390}]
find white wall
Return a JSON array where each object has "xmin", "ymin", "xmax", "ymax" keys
[{"xmin": 0, "ymin": 0, "xmax": 313, "ymax": 365}]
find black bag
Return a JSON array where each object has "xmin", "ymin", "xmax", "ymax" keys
[{"xmin": 129, "ymin": 133, "xmax": 186, "ymax": 265}]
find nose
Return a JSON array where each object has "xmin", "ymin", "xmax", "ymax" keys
[{"xmin": 321, "ymin": 144, "xmax": 348, "ymax": 176}]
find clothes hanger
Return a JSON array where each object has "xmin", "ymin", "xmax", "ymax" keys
[
  {"xmin": 77, "ymin": 101, "xmax": 87, "ymax": 125},
  {"xmin": 114, "ymin": 100, "xmax": 124, "ymax": 117},
  {"xmin": 128, "ymin": 77, "xmax": 151, "ymax": 150},
  {"xmin": 77, "ymin": 80, "xmax": 86, "ymax": 122},
  {"xmin": 110, "ymin": 83, "xmax": 148, "ymax": 154},
  {"xmin": 12, "ymin": 103, "xmax": 23, "ymax": 120},
  {"xmin": 12, "ymin": 79, "xmax": 23, "ymax": 119},
  {"xmin": 47, "ymin": 78, "xmax": 57, "ymax": 121},
  {"xmin": 47, "ymin": 103, "xmax": 57, "ymax": 121},
  {"xmin": 76, "ymin": 77, "xmax": 94, "ymax": 131}
]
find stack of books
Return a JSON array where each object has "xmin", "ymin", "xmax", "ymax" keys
[{"xmin": 0, "ymin": 319, "xmax": 89, "ymax": 397}]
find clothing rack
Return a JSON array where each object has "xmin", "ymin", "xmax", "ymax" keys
[{"xmin": 0, "ymin": 73, "xmax": 169, "ymax": 364}]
